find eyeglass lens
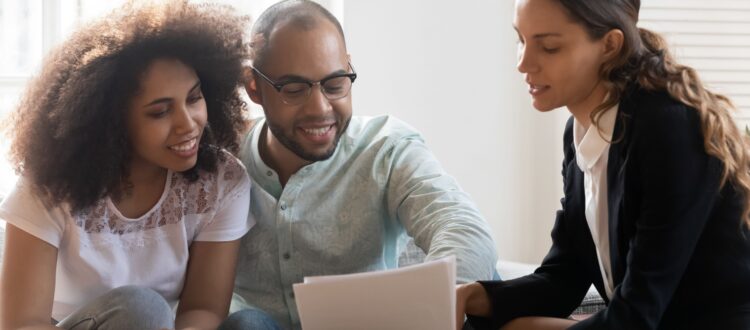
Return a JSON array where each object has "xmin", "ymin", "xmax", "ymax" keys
[{"xmin": 279, "ymin": 76, "xmax": 353, "ymax": 105}]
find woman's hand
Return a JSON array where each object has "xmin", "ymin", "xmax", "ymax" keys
[{"xmin": 455, "ymin": 282, "xmax": 492, "ymax": 330}]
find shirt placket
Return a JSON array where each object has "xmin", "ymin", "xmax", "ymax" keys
[{"xmin": 275, "ymin": 169, "xmax": 308, "ymax": 327}]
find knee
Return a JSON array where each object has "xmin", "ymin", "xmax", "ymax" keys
[
  {"xmin": 104, "ymin": 285, "xmax": 173, "ymax": 328},
  {"xmin": 219, "ymin": 309, "xmax": 280, "ymax": 330}
]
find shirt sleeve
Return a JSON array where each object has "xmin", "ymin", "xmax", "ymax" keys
[
  {"xmin": 0, "ymin": 178, "xmax": 66, "ymax": 248},
  {"xmin": 384, "ymin": 136, "xmax": 498, "ymax": 283},
  {"xmin": 194, "ymin": 155, "xmax": 254, "ymax": 242}
]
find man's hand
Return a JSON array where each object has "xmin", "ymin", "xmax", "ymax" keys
[{"xmin": 455, "ymin": 282, "xmax": 492, "ymax": 330}]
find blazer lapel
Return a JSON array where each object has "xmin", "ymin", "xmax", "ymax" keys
[{"xmin": 607, "ymin": 96, "xmax": 634, "ymax": 286}]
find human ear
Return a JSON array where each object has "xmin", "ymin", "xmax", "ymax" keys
[
  {"xmin": 602, "ymin": 29, "xmax": 625, "ymax": 62},
  {"xmin": 243, "ymin": 67, "xmax": 263, "ymax": 105}
]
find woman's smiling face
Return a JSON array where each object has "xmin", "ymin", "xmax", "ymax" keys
[{"xmin": 127, "ymin": 58, "xmax": 208, "ymax": 174}]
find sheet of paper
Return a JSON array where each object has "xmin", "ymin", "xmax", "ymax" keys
[{"xmin": 293, "ymin": 256, "xmax": 456, "ymax": 330}]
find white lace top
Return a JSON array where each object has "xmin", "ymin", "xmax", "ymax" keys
[{"xmin": 0, "ymin": 151, "xmax": 253, "ymax": 321}]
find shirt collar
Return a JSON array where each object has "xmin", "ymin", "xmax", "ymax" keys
[
  {"xmin": 248, "ymin": 118, "xmax": 283, "ymax": 198},
  {"xmin": 249, "ymin": 118, "xmax": 269, "ymax": 172},
  {"xmin": 573, "ymin": 103, "xmax": 619, "ymax": 171}
]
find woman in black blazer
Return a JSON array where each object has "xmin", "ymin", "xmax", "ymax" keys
[{"xmin": 456, "ymin": 1, "xmax": 750, "ymax": 329}]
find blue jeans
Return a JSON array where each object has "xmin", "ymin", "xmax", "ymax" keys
[
  {"xmin": 219, "ymin": 308, "xmax": 281, "ymax": 330},
  {"xmin": 56, "ymin": 285, "xmax": 174, "ymax": 330}
]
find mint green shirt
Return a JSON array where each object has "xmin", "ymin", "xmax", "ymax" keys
[{"xmin": 233, "ymin": 115, "xmax": 497, "ymax": 329}]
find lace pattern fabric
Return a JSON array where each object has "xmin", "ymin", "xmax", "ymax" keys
[{"xmin": 71, "ymin": 155, "xmax": 244, "ymax": 235}]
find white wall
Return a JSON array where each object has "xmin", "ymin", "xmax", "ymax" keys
[{"xmin": 343, "ymin": 1, "xmax": 570, "ymax": 264}]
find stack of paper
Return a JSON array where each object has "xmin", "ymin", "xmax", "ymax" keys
[{"xmin": 293, "ymin": 256, "xmax": 456, "ymax": 330}]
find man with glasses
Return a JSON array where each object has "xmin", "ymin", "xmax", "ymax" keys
[{"xmin": 222, "ymin": 1, "xmax": 497, "ymax": 329}]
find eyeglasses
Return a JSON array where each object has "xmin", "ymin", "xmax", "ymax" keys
[{"xmin": 252, "ymin": 63, "xmax": 357, "ymax": 106}]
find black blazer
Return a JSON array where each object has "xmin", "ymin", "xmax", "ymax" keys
[{"xmin": 469, "ymin": 86, "xmax": 750, "ymax": 329}]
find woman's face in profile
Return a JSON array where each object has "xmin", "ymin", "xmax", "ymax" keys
[
  {"xmin": 513, "ymin": 0, "xmax": 609, "ymax": 113},
  {"xmin": 126, "ymin": 58, "xmax": 208, "ymax": 175}
]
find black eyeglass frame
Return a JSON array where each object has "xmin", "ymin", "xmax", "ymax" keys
[{"xmin": 251, "ymin": 63, "xmax": 357, "ymax": 104}]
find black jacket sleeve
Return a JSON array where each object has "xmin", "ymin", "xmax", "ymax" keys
[{"xmin": 467, "ymin": 117, "xmax": 592, "ymax": 329}]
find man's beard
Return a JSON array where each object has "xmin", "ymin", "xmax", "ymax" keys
[{"xmin": 266, "ymin": 116, "xmax": 351, "ymax": 162}]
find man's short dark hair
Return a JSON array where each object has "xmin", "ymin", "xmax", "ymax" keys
[{"xmin": 250, "ymin": 0, "xmax": 346, "ymax": 69}]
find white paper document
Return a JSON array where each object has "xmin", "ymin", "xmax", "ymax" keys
[{"xmin": 293, "ymin": 256, "xmax": 456, "ymax": 330}]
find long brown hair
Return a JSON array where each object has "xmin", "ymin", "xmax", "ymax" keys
[{"xmin": 560, "ymin": 0, "xmax": 750, "ymax": 227}]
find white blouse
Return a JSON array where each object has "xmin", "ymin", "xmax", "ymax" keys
[
  {"xmin": 0, "ymin": 151, "xmax": 253, "ymax": 320},
  {"xmin": 572, "ymin": 104, "xmax": 619, "ymax": 299}
]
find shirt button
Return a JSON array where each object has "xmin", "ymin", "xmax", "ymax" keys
[
  {"xmin": 283, "ymin": 252, "xmax": 291, "ymax": 260},
  {"xmin": 280, "ymin": 203, "xmax": 287, "ymax": 210},
  {"xmin": 266, "ymin": 170, "xmax": 273, "ymax": 176}
]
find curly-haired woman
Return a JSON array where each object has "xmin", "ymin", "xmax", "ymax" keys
[
  {"xmin": 456, "ymin": 0, "xmax": 750, "ymax": 329},
  {"xmin": 0, "ymin": 1, "xmax": 253, "ymax": 329}
]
